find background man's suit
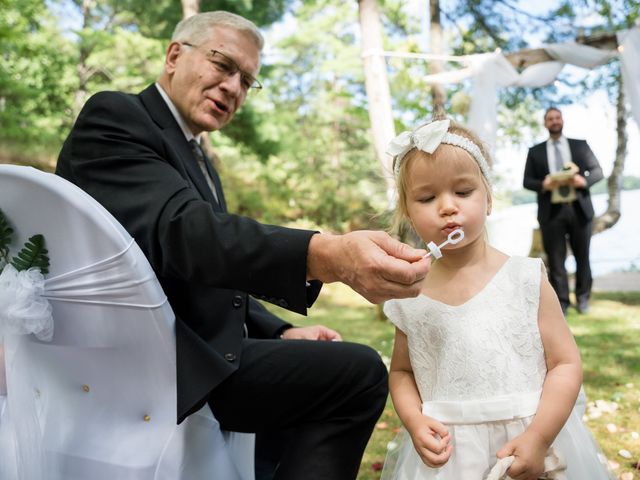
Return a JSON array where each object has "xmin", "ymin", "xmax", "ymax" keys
[
  {"xmin": 523, "ymin": 138, "xmax": 603, "ymax": 312},
  {"xmin": 56, "ymin": 84, "xmax": 388, "ymax": 480}
]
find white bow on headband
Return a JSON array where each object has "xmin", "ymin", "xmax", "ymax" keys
[
  {"xmin": 386, "ymin": 119, "xmax": 451, "ymax": 161},
  {"xmin": 386, "ymin": 119, "xmax": 492, "ymax": 184}
]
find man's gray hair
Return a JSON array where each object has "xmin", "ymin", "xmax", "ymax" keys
[{"xmin": 172, "ymin": 11, "xmax": 264, "ymax": 51}]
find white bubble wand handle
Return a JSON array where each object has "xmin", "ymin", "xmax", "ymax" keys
[{"xmin": 424, "ymin": 229, "xmax": 465, "ymax": 259}]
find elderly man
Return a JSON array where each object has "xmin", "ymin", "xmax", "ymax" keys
[{"xmin": 56, "ymin": 11, "xmax": 430, "ymax": 480}]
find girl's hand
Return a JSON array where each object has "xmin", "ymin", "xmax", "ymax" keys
[
  {"xmin": 496, "ymin": 430, "xmax": 548, "ymax": 480},
  {"xmin": 407, "ymin": 415, "xmax": 453, "ymax": 468}
]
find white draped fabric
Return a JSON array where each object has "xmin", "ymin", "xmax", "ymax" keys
[
  {"xmin": 618, "ymin": 28, "xmax": 640, "ymax": 130},
  {"xmin": 0, "ymin": 165, "xmax": 254, "ymax": 480},
  {"xmin": 420, "ymin": 28, "xmax": 640, "ymax": 150}
]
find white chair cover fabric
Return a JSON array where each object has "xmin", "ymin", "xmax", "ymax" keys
[{"xmin": 0, "ymin": 164, "xmax": 254, "ymax": 480}]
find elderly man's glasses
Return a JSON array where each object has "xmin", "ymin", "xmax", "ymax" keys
[{"xmin": 181, "ymin": 42, "xmax": 262, "ymax": 92}]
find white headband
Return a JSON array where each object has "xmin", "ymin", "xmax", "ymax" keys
[{"xmin": 386, "ymin": 119, "xmax": 491, "ymax": 184}]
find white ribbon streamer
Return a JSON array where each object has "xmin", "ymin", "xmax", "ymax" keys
[
  {"xmin": 43, "ymin": 239, "xmax": 167, "ymax": 308},
  {"xmin": 485, "ymin": 447, "xmax": 567, "ymax": 480}
]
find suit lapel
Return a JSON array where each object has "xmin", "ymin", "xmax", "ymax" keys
[
  {"xmin": 538, "ymin": 142, "xmax": 550, "ymax": 175},
  {"xmin": 139, "ymin": 85, "xmax": 221, "ymax": 208},
  {"xmin": 567, "ymin": 138, "xmax": 578, "ymax": 163}
]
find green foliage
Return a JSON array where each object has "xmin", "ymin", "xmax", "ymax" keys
[
  {"xmin": 0, "ymin": 208, "xmax": 49, "ymax": 274},
  {"xmin": 217, "ymin": 1, "xmax": 389, "ymax": 232},
  {"xmin": 219, "ymin": 104, "xmax": 280, "ymax": 160},
  {"xmin": 0, "ymin": 0, "xmax": 77, "ymax": 153},
  {"xmin": 1, "ymin": 0, "xmax": 633, "ymax": 233},
  {"xmin": 115, "ymin": 0, "xmax": 295, "ymax": 39},
  {"xmin": 623, "ymin": 176, "xmax": 640, "ymax": 190},
  {"xmin": 510, "ymin": 189, "xmax": 537, "ymax": 206},
  {"xmin": 80, "ymin": 27, "xmax": 165, "ymax": 94},
  {"xmin": 10, "ymin": 234, "xmax": 50, "ymax": 275},
  {"xmin": 201, "ymin": 0, "xmax": 294, "ymax": 27}
]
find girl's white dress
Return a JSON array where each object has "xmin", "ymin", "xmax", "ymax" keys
[{"xmin": 381, "ymin": 256, "xmax": 613, "ymax": 480}]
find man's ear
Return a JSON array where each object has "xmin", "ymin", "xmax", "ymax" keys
[{"xmin": 164, "ymin": 42, "xmax": 183, "ymax": 74}]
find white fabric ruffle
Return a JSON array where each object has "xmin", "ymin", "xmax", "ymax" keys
[{"xmin": 0, "ymin": 265, "xmax": 52, "ymax": 342}]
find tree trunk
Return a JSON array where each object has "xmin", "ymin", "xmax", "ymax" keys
[
  {"xmin": 181, "ymin": 0, "xmax": 199, "ymax": 19},
  {"xmin": 358, "ymin": 0, "xmax": 396, "ymax": 206},
  {"xmin": 593, "ymin": 72, "xmax": 626, "ymax": 234},
  {"xmin": 74, "ymin": 0, "xmax": 93, "ymax": 116},
  {"xmin": 429, "ymin": 0, "xmax": 446, "ymax": 116}
]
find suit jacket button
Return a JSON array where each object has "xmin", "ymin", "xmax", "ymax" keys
[
  {"xmin": 232, "ymin": 295, "xmax": 243, "ymax": 308},
  {"xmin": 224, "ymin": 353, "xmax": 236, "ymax": 362}
]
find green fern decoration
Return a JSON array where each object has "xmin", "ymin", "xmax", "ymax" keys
[
  {"xmin": 0, "ymin": 208, "xmax": 14, "ymax": 265},
  {"xmin": 10, "ymin": 234, "xmax": 50, "ymax": 275}
]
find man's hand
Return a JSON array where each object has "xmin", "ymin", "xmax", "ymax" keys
[
  {"xmin": 542, "ymin": 175, "xmax": 557, "ymax": 191},
  {"xmin": 571, "ymin": 174, "xmax": 587, "ymax": 189},
  {"xmin": 281, "ymin": 325, "xmax": 342, "ymax": 341},
  {"xmin": 307, "ymin": 231, "xmax": 431, "ymax": 304}
]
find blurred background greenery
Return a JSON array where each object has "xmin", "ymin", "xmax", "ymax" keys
[{"xmin": 1, "ymin": 0, "xmax": 639, "ymax": 235}]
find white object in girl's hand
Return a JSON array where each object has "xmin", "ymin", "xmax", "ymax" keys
[{"xmin": 425, "ymin": 229, "xmax": 465, "ymax": 259}]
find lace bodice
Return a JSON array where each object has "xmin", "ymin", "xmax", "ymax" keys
[{"xmin": 384, "ymin": 256, "xmax": 547, "ymax": 402}]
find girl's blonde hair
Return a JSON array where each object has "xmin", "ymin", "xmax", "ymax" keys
[{"xmin": 390, "ymin": 118, "xmax": 493, "ymax": 237}]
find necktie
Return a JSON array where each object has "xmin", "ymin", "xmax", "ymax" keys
[
  {"xmin": 553, "ymin": 140, "xmax": 564, "ymax": 172},
  {"xmin": 189, "ymin": 139, "xmax": 219, "ymax": 204},
  {"xmin": 553, "ymin": 140, "xmax": 570, "ymax": 197}
]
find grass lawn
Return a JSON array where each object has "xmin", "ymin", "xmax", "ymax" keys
[{"xmin": 266, "ymin": 285, "xmax": 640, "ymax": 480}]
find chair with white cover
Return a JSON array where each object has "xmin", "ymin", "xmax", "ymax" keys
[{"xmin": 0, "ymin": 164, "xmax": 254, "ymax": 480}]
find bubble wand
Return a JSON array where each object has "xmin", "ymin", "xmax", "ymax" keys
[{"xmin": 424, "ymin": 229, "xmax": 465, "ymax": 259}]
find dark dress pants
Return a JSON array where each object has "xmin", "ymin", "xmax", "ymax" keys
[
  {"xmin": 540, "ymin": 202, "xmax": 593, "ymax": 310},
  {"xmin": 207, "ymin": 338, "xmax": 389, "ymax": 480}
]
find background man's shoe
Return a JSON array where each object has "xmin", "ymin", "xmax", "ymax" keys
[{"xmin": 577, "ymin": 301, "xmax": 590, "ymax": 314}]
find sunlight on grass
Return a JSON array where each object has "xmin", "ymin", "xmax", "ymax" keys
[{"xmin": 265, "ymin": 286, "xmax": 640, "ymax": 479}]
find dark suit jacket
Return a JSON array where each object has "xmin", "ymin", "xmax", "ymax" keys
[
  {"xmin": 56, "ymin": 85, "xmax": 322, "ymax": 423},
  {"xmin": 523, "ymin": 138, "xmax": 603, "ymax": 226}
]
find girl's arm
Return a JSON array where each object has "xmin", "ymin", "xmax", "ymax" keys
[
  {"xmin": 498, "ymin": 270, "xmax": 583, "ymax": 479},
  {"xmin": 389, "ymin": 328, "xmax": 452, "ymax": 468}
]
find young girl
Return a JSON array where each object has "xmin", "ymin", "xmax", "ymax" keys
[{"xmin": 380, "ymin": 118, "xmax": 613, "ymax": 480}]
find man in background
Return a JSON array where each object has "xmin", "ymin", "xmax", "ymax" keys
[{"xmin": 524, "ymin": 107, "xmax": 603, "ymax": 315}]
